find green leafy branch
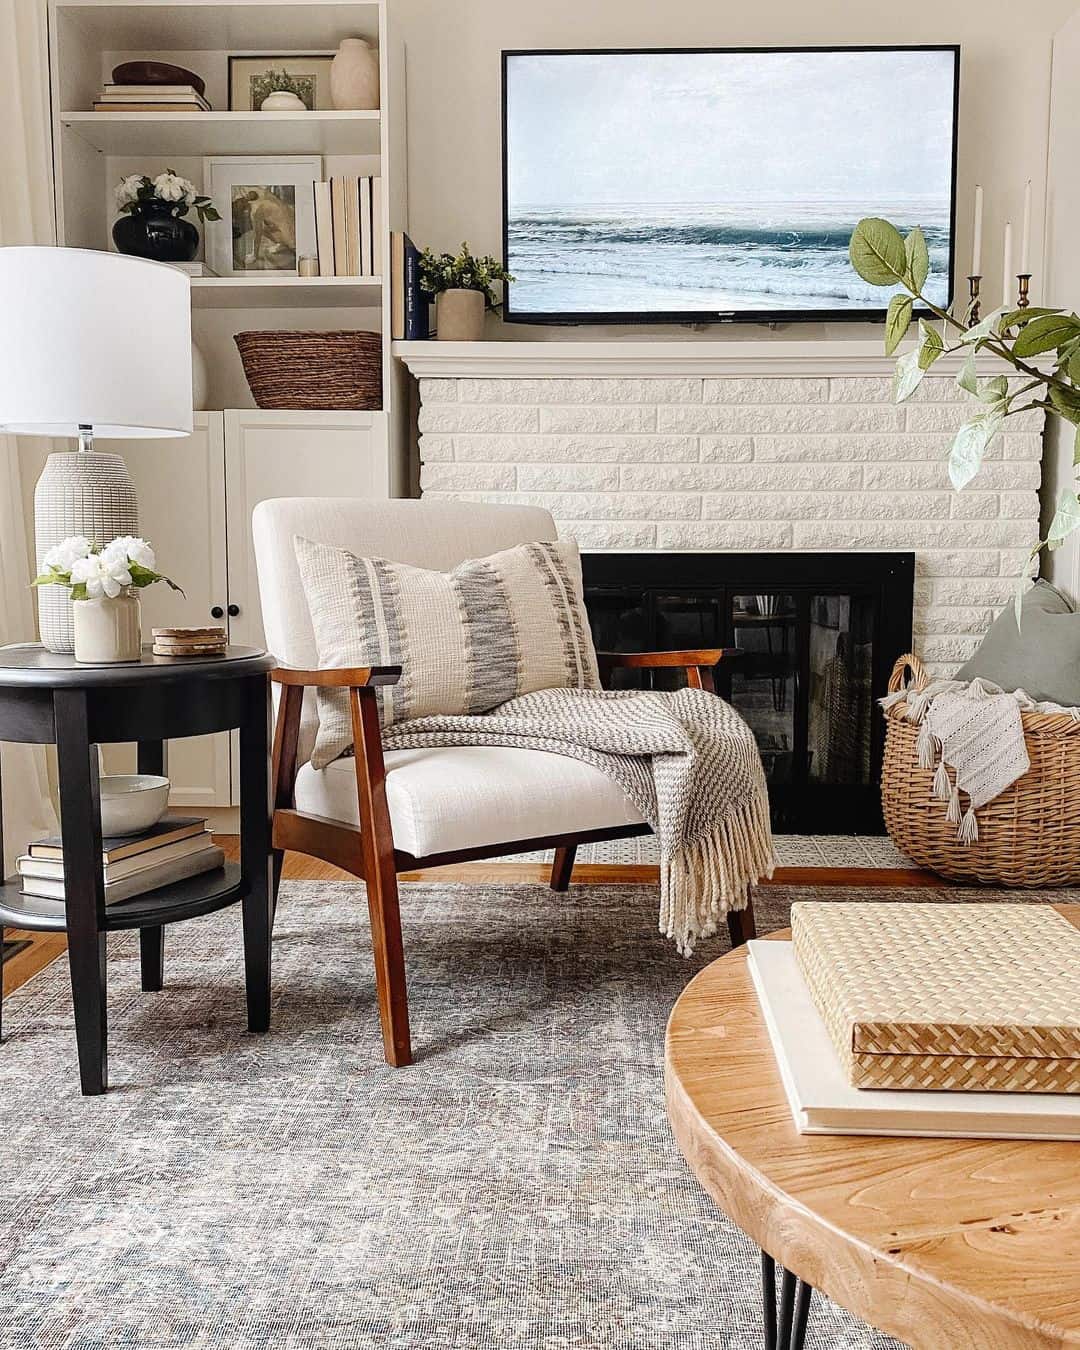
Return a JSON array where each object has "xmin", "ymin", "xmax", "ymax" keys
[
  {"xmin": 850, "ymin": 217, "xmax": 1080, "ymax": 621},
  {"xmin": 418, "ymin": 241, "xmax": 514, "ymax": 308}
]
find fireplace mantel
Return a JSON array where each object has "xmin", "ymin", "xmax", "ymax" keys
[{"xmin": 393, "ymin": 339, "xmax": 1004, "ymax": 379}]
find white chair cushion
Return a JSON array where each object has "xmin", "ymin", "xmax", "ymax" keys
[{"xmin": 293, "ymin": 745, "xmax": 646, "ymax": 859}]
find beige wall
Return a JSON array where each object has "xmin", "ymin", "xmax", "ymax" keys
[{"xmin": 394, "ymin": 0, "xmax": 1078, "ymax": 340}]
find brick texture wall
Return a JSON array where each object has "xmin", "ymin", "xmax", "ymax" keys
[{"xmin": 416, "ymin": 374, "xmax": 1044, "ymax": 675}]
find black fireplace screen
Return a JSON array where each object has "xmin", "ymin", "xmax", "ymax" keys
[{"xmin": 581, "ymin": 552, "xmax": 914, "ymax": 834}]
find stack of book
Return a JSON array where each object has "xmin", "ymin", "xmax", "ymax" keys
[
  {"xmin": 17, "ymin": 817, "xmax": 224, "ymax": 905},
  {"xmin": 390, "ymin": 232, "xmax": 430, "ymax": 340},
  {"xmin": 93, "ymin": 83, "xmax": 211, "ymax": 112},
  {"xmin": 314, "ymin": 175, "xmax": 382, "ymax": 277}
]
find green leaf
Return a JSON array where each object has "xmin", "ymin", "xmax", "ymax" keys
[
  {"xmin": 977, "ymin": 375, "xmax": 1009, "ymax": 404},
  {"xmin": 1012, "ymin": 313, "xmax": 1080, "ymax": 358},
  {"xmin": 960, "ymin": 308, "xmax": 1005, "ymax": 346},
  {"xmin": 948, "ymin": 414, "xmax": 1003, "ymax": 489},
  {"xmin": 1048, "ymin": 489, "xmax": 1080, "ymax": 550},
  {"xmin": 1074, "ymin": 424, "xmax": 1080, "ymax": 467},
  {"xmin": 1050, "ymin": 383, "xmax": 1080, "ymax": 426},
  {"xmin": 70, "ymin": 583, "xmax": 88, "ymax": 602},
  {"xmin": 998, "ymin": 306, "xmax": 1064, "ymax": 331},
  {"xmin": 956, "ymin": 349, "xmax": 979, "ymax": 396},
  {"xmin": 893, "ymin": 348, "xmax": 925, "ymax": 403},
  {"xmin": 884, "ymin": 294, "xmax": 913, "ymax": 355},
  {"xmin": 917, "ymin": 318, "xmax": 945, "ymax": 370},
  {"xmin": 849, "ymin": 218, "xmax": 907, "ymax": 287},
  {"xmin": 904, "ymin": 226, "xmax": 929, "ymax": 292},
  {"xmin": 1067, "ymin": 352, "xmax": 1080, "ymax": 385},
  {"xmin": 1014, "ymin": 570, "xmax": 1033, "ymax": 630}
]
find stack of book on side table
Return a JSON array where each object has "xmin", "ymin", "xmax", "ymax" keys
[
  {"xmin": 93, "ymin": 83, "xmax": 211, "ymax": 112},
  {"xmin": 17, "ymin": 817, "xmax": 224, "ymax": 905},
  {"xmin": 748, "ymin": 902, "xmax": 1080, "ymax": 1140}
]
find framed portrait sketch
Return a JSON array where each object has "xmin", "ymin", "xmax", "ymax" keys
[
  {"xmin": 228, "ymin": 55, "xmax": 335, "ymax": 111},
  {"xmin": 203, "ymin": 155, "xmax": 321, "ymax": 277}
]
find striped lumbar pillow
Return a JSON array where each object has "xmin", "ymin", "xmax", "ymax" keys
[{"xmin": 294, "ymin": 534, "xmax": 600, "ymax": 768}]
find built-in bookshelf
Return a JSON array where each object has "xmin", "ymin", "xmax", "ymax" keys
[{"xmin": 48, "ymin": 0, "xmax": 408, "ymax": 468}]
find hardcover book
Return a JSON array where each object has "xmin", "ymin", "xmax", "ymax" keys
[{"xmin": 29, "ymin": 816, "xmax": 208, "ymax": 864}]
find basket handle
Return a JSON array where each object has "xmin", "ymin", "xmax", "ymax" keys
[{"xmin": 888, "ymin": 652, "xmax": 929, "ymax": 695}]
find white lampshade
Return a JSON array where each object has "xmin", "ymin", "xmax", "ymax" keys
[{"xmin": 0, "ymin": 246, "xmax": 192, "ymax": 438}]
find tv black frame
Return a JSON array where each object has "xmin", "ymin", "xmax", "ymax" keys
[{"xmin": 500, "ymin": 44, "xmax": 960, "ymax": 327}]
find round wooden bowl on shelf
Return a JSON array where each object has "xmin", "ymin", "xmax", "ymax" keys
[
  {"xmin": 234, "ymin": 330, "xmax": 382, "ymax": 411},
  {"xmin": 881, "ymin": 651, "xmax": 1080, "ymax": 886}
]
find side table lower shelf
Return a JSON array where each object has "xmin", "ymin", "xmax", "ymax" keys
[{"xmin": 0, "ymin": 864, "xmax": 247, "ymax": 932}]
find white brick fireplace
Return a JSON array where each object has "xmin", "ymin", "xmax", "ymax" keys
[{"xmin": 395, "ymin": 342, "xmax": 1044, "ymax": 674}]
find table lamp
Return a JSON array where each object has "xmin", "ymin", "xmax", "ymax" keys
[{"xmin": 0, "ymin": 246, "xmax": 192, "ymax": 653}]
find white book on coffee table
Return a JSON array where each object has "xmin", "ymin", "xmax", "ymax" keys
[{"xmin": 747, "ymin": 939, "xmax": 1080, "ymax": 1141}]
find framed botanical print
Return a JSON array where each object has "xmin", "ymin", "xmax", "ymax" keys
[
  {"xmin": 203, "ymin": 155, "xmax": 321, "ymax": 277},
  {"xmin": 228, "ymin": 55, "xmax": 335, "ymax": 111}
]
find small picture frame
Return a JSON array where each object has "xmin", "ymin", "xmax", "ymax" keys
[
  {"xmin": 228, "ymin": 54, "xmax": 335, "ymax": 111},
  {"xmin": 202, "ymin": 155, "xmax": 322, "ymax": 277}
]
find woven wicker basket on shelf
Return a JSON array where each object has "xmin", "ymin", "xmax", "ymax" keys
[
  {"xmin": 234, "ymin": 331, "xmax": 382, "ymax": 410},
  {"xmin": 881, "ymin": 652, "xmax": 1080, "ymax": 886}
]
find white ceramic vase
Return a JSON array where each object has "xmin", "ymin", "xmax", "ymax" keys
[
  {"xmin": 260, "ymin": 90, "xmax": 307, "ymax": 111},
  {"xmin": 436, "ymin": 289, "xmax": 485, "ymax": 341},
  {"xmin": 72, "ymin": 591, "xmax": 142, "ymax": 664},
  {"xmin": 330, "ymin": 38, "xmax": 379, "ymax": 110}
]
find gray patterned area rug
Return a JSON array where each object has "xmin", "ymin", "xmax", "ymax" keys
[{"xmin": 3, "ymin": 881, "xmax": 1053, "ymax": 1350}]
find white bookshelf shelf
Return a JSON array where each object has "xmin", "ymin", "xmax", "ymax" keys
[
  {"xmin": 61, "ymin": 109, "xmax": 381, "ymax": 157},
  {"xmin": 53, "ymin": 2, "xmax": 381, "ymax": 53},
  {"xmin": 190, "ymin": 274, "xmax": 382, "ymax": 308}
]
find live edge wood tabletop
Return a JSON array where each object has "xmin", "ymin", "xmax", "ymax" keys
[
  {"xmin": 664, "ymin": 906, "xmax": 1080, "ymax": 1350},
  {"xmin": 0, "ymin": 644, "xmax": 276, "ymax": 1096}
]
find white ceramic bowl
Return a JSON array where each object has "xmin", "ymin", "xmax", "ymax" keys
[{"xmin": 99, "ymin": 775, "xmax": 170, "ymax": 837}]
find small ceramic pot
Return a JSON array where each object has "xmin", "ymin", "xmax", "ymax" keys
[
  {"xmin": 330, "ymin": 37, "xmax": 379, "ymax": 109},
  {"xmin": 436, "ymin": 289, "xmax": 485, "ymax": 341},
  {"xmin": 260, "ymin": 90, "xmax": 307, "ymax": 111},
  {"xmin": 99, "ymin": 775, "xmax": 170, "ymax": 835},
  {"xmin": 112, "ymin": 200, "xmax": 198, "ymax": 263},
  {"xmin": 73, "ymin": 592, "xmax": 142, "ymax": 664}
]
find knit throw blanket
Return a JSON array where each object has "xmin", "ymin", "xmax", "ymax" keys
[
  {"xmin": 379, "ymin": 685, "xmax": 776, "ymax": 954},
  {"xmin": 882, "ymin": 676, "xmax": 1080, "ymax": 843}
]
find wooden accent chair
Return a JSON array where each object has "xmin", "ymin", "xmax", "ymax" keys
[{"xmin": 252, "ymin": 498, "xmax": 757, "ymax": 1067}]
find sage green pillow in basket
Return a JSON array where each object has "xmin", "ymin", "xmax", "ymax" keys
[{"xmin": 956, "ymin": 579, "xmax": 1080, "ymax": 705}]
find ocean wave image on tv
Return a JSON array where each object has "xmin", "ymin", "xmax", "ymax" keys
[{"xmin": 504, "ymin": 50, "xmax": 957, "ymax": 318}]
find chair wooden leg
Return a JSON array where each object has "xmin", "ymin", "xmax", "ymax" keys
[
  {"xmin": 726, "ymin": 884, "xmax": 758, "ymax": 950},
  {"xmin": 550, "ymin": 844, "xmax": 576, "ymax": 892}
]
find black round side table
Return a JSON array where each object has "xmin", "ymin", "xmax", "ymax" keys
[{"xmin": 0, "ymin": 644, "xmax": 276, "ymax": 1095}]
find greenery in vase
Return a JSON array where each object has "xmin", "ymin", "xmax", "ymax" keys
[
  {"xmin": 418, "ymin": 242, "xmax": 514, "ymax": 307},
  {"xmin": 115, "ymin": 170, "xmax": 220, "ymax": 225},
  {"xmin": 253, "ymin": 69, "xmax": 308, "ymax": 102},
  {"xmin": 849, "ymin": 216, "xmax": 1080, "ymax": 614},
  {"xmin": 34, "ymin": 536, "xmax": 183, "ymax": 602}
]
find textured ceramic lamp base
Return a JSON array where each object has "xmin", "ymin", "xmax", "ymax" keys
[{"xmin": 34, "ymin": 452, "xmax": 139, "ymax": 654}]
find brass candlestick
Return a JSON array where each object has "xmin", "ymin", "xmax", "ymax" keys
[
  {"xmin": 1017, "ymin": 274, "xmax": 1031, "ymax": 309},
  {"xmin": 967, "ymin": 274, "xmax": 982, "ymax": 324}
]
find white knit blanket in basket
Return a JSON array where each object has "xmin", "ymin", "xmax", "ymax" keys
[
  {"xmin": 881, "ymin": 677, "xmax": 1080, "ymax": 842},
  {"xmin": 380, "ymin": 685, "xmax": 776, "ymax": 954}
]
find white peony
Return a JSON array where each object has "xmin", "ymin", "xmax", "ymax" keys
[
  {"xmin": 70, "ymin": 552, "xmax": 133, "ymax": 600},
  {"xmin": 115, "ymin": 174, "xmax": 146, "ymax": 209},
  {"xmin": 152, "ymin": 171, "xmax": 195, "ymax": 204},
  {"xmin": 43, "ymin": 535, "xmax": 92, "ymax": 572},
  {"xmin": 103, "ymin": 535, "xmax": 156, "ymax": 572}
]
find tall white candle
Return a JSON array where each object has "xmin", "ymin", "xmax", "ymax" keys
[
  {"xmin": 972, "ymin": 184, "xmax": 983, "ymax": 275},
  {"xmin": 1020, "ymin": 180, "xmax": 1032, "ymax": 274},
  {"xmin": 1002, "ymin": 221, "xmax": 1013, "ymax": 307}
]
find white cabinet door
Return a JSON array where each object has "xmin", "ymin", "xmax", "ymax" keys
[
  {"xmin": 97, "ymin": 414, "xmax": 232, "ymax": 809},
  {"xmin": 223, "ymin": 409, "xmax": 391, "ymax": 653}
]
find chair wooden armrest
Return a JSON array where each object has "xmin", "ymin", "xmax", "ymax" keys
[
  {"xmin": 596, "ymin": 648, "xmax": 741, "ymax": 691},
  {"xmin": 271, "ymin": 665, "xmax": 402, "ymax": 688}
]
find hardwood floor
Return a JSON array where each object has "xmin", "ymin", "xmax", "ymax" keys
[{"xmin": 0, "ymin": 837, "xmax": 937, "ymax": 1000}]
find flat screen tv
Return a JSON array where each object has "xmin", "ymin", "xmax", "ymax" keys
[{"xmin": 502, "ymin": 46, "xmax": 959, "ymax": 324}]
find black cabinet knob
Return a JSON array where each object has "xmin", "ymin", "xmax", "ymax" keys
[
  {"xmin": 227, "ymin": 604, "xmax": 240, "ymax": 617},
  {"xmin": 210, "ymin": 606, "xmax": 224, "ymax": 619}
]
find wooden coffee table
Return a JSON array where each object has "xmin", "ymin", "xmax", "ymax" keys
[{"xmin": 665, "ymin": 911, "xmax": 1080, "ymax": 1350}]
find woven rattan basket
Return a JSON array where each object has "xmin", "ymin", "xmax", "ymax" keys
[
  {"xmin": 881, "ymin": 652, "xmax": 1080, "ymax": 885},
  {"xmin": 234, "ymin": 330, "xmax": 382, "ymax": 410}
]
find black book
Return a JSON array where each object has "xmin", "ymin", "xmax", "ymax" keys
[
  {"xmin": 403, "ymin": 237, "xmax": 430, "ymax": 340},
  {"xmin": 30, "ymin": 815, "xmax": 208, "ymax": 864}
]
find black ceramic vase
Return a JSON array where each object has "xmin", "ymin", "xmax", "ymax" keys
[{"xmin": 112, "ymin": 201, "xmax": 199, "ymax": 263}]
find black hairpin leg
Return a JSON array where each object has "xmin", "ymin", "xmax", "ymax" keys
[{"xmin": 761, "ymin": 1252, "xmax": 813, "ymax": 1350}]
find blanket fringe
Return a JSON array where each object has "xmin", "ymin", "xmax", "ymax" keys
[{"xmin": 659, "ymin": 790, "xmax": 775, "ymax": 957}]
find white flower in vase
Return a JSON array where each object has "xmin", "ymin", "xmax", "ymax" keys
[
  {"xmin": 102, "ymin": 535, "xmax": 156, "ymax": 572},
  {"xmin": 114, "ymin": 174, "xmax": 146, "ymax": 210},
  {"xmin": 42, "ymin": 535, "xmax": 92, "ymax": 571},
  {"xmin": 69, "ymin": 551, "xmax": 133, "ymax": 600},
  {"xmin": 152, "ymin": 171, "xmax": 195, "ymax": 204}
]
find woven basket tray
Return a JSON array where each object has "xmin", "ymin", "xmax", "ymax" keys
[
  {"xmin": 234, "ymin": 330, "xmax": 382, "ymax": 410},
  {"xmin": 882, "ymin": 652, "xmax": 1080, "ymax": 885},
  {"xmin": 791, "ymin": 901, "xmax": 1080, "ymax": 1093}
]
